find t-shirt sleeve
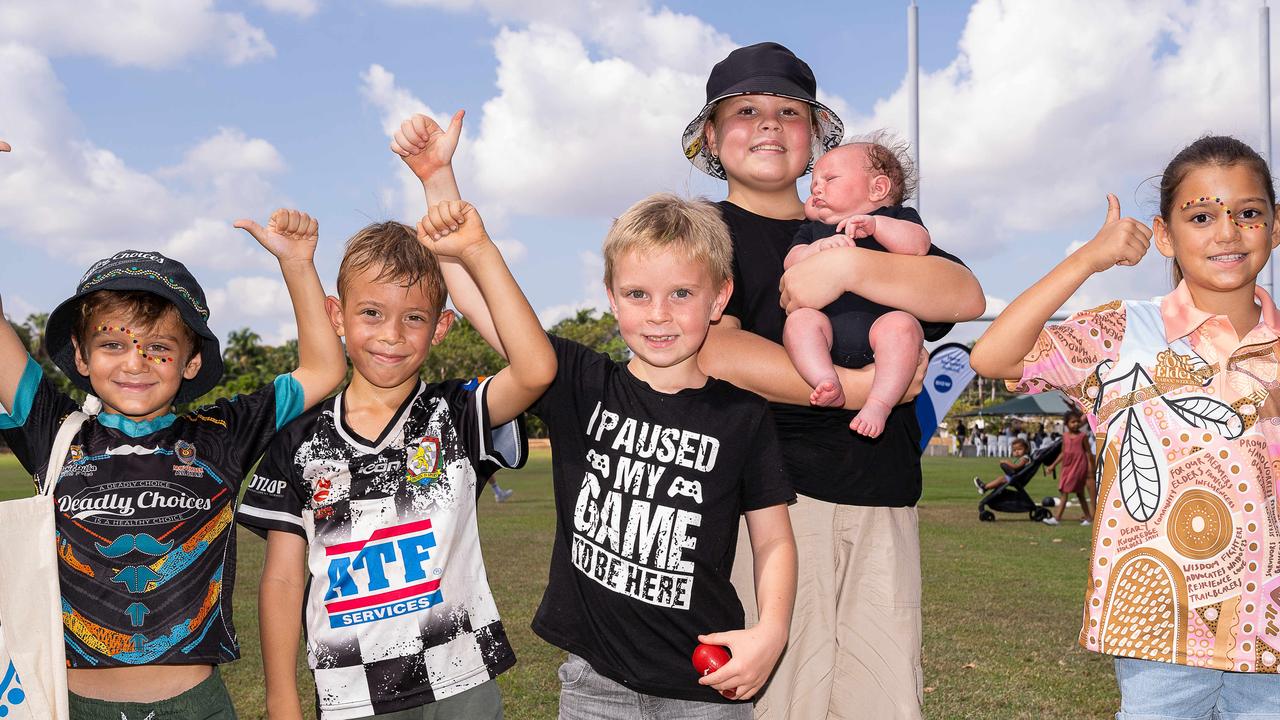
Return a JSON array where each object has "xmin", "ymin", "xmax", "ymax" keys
[
  {"xmin": 872, "ymin": 204, "xmax": 926, "ymax": 229},
  {"xmin": 203, "ymin": 373, "xmax": 306, "ymax": 468},
  {"xmin": 0, "ymin": 355, "xmax": 80, "ymax": 489},
  {"xmin": 447, "ymin": 376, "xmax": 528, "ymax": 484},
  {"xmin": 739, "ymin": 404, "xmax": 795, "ymax": 512},
  {"xmin": 1009, "ymin": 302, "xmax": 1127, "ymax": 410},
  {"xmin": 530, "ymin": 334, "xmax": 610, "ymax": 420},
  {"xmin": 788, "ymin": 222, "xmax": 817, "ymax": 252},
  {"xmin": 236, "ymin": 429, "xmax": 309, "ymax": 539}
]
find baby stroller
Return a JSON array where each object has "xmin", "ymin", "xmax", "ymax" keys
[{"xmin": 977, "ymin": 438, "xmax": 1061, "ymax": 522}]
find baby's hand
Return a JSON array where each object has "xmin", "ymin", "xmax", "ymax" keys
[
  {"xmin": 0, "ymin": 141, "xmax": 10, "ymax": 152},
  {"xmin": 234, "ymin": 209, "xmax": 319, "ymax": 262},
  {"xmin": 836, "ymin": 214, "xmax": 877, "ymax": 239},
  {"xmin": 814, "ymin": 234, "xmax": 857, "ymax": 252},
  {"xmin": 695, "ymin": 625, "xmax": 787, "ymax": 701},
  {"xmin": 417, "ymin": 200, "xmax": 490, "ymax": 260},
  {"xmin": 1075, "ymin": 194, "xmax": 1151, "ymax": 273},
  {"xmin": 391, "ymin": 111, "xmax": 464, "ymax": 182}
]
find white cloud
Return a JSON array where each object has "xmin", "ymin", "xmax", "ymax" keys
[
  {"xmin": 256, "ymin": 0, "xmax": 319, "ymax": 18},
  {"xmin": 537, "ymin": 250, "xmax": 607, "ymax": 327},
  {"xmin": 852, "ymin": 0, "xmax": 1271, "ymax": 307},
  {"xmin": 207, "ymin": 276, "xmax": 295, "ymax": 343},
  {"xmin": 0, "ymin": 0, "xmax": 273, "ymax": 68},
  {"xmin": 0, "ymin": 43, "xmax": 288, "ymax": 272}
]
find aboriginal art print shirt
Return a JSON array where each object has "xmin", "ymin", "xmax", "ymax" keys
[
  {"xmin": 1015, "ymin": 282, "xmax": 1280, "ymax": 672},
  {"xmin": 237, "ymin": 378, "xmax": 525, "ymax": 720},
  {"xmin": 0, "ymin": 354, "xmax": 304, "ymax": 667}
]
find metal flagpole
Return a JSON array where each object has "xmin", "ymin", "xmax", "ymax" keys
[
  {"xmin": 908, "ymin": 0, "xmax": 920, "ymax": 212},
  {"xmin": 1263, "ymin": 1, "xmax": 1274, "ymax": 295}
]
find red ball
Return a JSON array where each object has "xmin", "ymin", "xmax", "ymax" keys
[{"xmin": 691, "ymin": 643, "xmax": 731, "ymax": 676}]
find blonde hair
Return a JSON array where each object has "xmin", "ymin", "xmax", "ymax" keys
[
  {"xmin": 337, "ymin": 221, "xmax": 447, "ymax": 311},
  {"xmin": 602, "ymin": 194, "xmax": 732, "ymax": 288}
]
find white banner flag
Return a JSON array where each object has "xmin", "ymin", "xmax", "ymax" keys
[{"xmin": 914, "ymin": 343, "xmax": 976, "ymax": 453}]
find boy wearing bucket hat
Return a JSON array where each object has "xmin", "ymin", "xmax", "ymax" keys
[
  {"xmin": 688, "ymin": 43, "xmax": 985, "ymax": 719},
  {"xmin": 0, "ymin": 209, "xmax": 346, "ymax": 719}
]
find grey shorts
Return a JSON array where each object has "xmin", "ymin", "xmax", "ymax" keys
[
  {"xmin": 346, "ymin": 680, "xmax": 503, "ymax": 720},
  {"xmin": 557, "ymin": 653, "xmax": 750, "ymax": 720}
]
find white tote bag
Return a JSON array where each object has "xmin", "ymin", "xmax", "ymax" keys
[{"xmin": 0, "ymin": 410, "xmax": 88, "ymax": 720}]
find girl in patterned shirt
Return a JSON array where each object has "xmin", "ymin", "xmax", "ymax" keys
[{"xmin": 972, "ymin": 135, "xmax": 1280, "ymax": 719}]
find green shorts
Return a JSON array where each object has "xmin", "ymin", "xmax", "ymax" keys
[{"xmin": 69, "ymin": 667, "xmax": 237, "ymax": 720}]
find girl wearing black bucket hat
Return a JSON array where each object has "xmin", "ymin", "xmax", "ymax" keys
[{"xmin": 690, "ymin": 43, "xmax": 985, "ymax": 719}]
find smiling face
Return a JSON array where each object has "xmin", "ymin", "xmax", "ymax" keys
[
  {"xmin": 1155, "ymin": 163, "xmax": 1280, "ymax": 299},
  {"xmin": 606, "ymin": 247, "xmax": 731, "ymax": 391},
  {"xmin": 704, "ymin": 94, "xmax": 814, "ymax": 191},
  {"xmin": 329, "ymin": 264, "xmax": 453, "ymax": 393},
  {"xmin": 805, "ymin": 144, "xmax": 888, "ymax": 223},
  {"xmin": 72, "ymin": 308, "xmax": 201, "ymax": 421}
]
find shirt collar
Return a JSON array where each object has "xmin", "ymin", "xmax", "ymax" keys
[
  {"xmin": 97, "ymin": 411, "xmax": 177, "ymax": 437},
  {"xmin": 1159, "ymin": 280, "xmax": 1280, "ymax": 342}
]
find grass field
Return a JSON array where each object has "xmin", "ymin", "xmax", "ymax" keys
[{"xmin": 0, "ymin": 451, "xmax": 1119, "ymax": 719}]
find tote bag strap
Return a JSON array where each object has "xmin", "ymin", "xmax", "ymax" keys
[{"xmin": 40, "ymin": 411, "xmax": 90, "ymax": 498}]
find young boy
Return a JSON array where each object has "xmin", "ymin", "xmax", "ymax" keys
[
  {"xmin": 783, "ymin": 139, "xmax": 943, "ymax": 438},
  {"xmin": 237, "ymin": 212, "xmax": 554, "ymax": 719},
  {"xmin": 420, "ymin": 193, "xmax": 798, "ymax": 716},
  {"xmin": 0, "ymin": 209, "xmax": 346, "ymax": 717}
]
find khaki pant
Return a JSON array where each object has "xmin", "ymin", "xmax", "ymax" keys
[{"xmin": 731, "ymin": 496, "xmax": 923, "ymax": 720}]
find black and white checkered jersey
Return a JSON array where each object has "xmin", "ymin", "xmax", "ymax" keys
[{"xmin": 237, "ymin": 377, "xmax": 525, "ymax": 719}]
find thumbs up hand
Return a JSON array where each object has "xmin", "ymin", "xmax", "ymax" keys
[
  {"xmin": 1077, "ymin": 193, "xmax": 1153, "ymax": 273},
  {"xmin": 0, "ymin": 140, "xmax": 10, "ymax": 152}
]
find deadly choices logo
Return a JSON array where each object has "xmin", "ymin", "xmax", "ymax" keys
[{"xmin": 57, "ymin": 479, "xmax": 212, "ymax": 527}]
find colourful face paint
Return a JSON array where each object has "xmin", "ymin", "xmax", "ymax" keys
[
  {"xmin": 1179, "ymin": 196, "xmax": 1268, "ymax": 230},
  {"xmin": 95, "ymin": 325, "xmax": 175, "ymax": 364}
]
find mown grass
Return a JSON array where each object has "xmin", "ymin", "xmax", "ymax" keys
[{"xmin": 0, "ymin": 451, "xmax": 1117, "ymax": 719}]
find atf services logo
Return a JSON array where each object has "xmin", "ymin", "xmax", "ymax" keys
[
  {"xmin": 406, "ymin": 436, "xmax": 442, "ymax": 485},
  {"xmin": 322, "ymin": 519, "xmax": 442, "ymax": 628}
]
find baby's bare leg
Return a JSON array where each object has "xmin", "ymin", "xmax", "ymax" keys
[
  {"xmin": 783, "ymin": 308, "xmax": 845, "ymax": 407},
  {"xmin": 850, "ymin": 311, "xmax": 924, "ymax": 437}
]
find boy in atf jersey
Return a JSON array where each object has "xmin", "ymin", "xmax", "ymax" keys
[
  {"xmin": 420, "ymin": 194, "xmax": 796, "ymax": 717},
  {"xmin": 0, "ymin": 209, "xmax": 345, "ymax": 718},
  {"xmin": 237, "ymin": 214, "xmax": 554, "ymax": 719}
]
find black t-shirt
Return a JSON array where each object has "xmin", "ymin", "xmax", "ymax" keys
[
  {"xmin": 0, "ymin": 354, "xmax": 303, "ymax": 667},
  {"xmin": 530, "ymin": 336, "xmax": 793, "ymax": 703},
  {"xmin": 719, "ymin": 200, "xmax": 966, "ymax": 506}
]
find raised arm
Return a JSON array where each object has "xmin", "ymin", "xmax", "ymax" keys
[
  {"xmin": 234, "ymin": 209, "xmax": 347, "ymax": 408},
  {"xmin": 418, "ymin": 201, "xmax": 554, "ymax": 425},
  {"xmin": 970, "ymin": 195, "xmax": 1151, "ymax": 380},
  {"xmin": 700, "ymin": 315, "xmax": 925, "ymax": 410},
  {"xmin": 838, "ymin": 214, "xmax": 931, "ymax": 256},
  {"xmin": 259, "ymin": 531, "xmax": 306, "ymax": 720},
  {"xmin": 390, "ymin": 112, "xmax": 504, "ymax": 355},
  {"xmin": 0, "ymin": 296, "xmax": 31, "ymax": 412},
  {"xmin": 780, "ymin": 248, "xmax": 984, "ymax": 324}
]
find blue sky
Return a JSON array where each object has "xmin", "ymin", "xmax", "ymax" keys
[{"xmin": 1, "ymin": 0, "xmax": 1276, "ymax": 348}]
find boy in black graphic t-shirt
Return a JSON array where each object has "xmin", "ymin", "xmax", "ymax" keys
[
  {"xmin": 422, "ymin": 193, "xmax": 796, "ymax": 716},
  {"xmin": 0, "ymin": 209, "xmax": 346, "ymax": 718}
]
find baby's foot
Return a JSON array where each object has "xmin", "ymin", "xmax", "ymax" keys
[
  {"xmin": 810, "ymin": 379, "xmax": 845, "ymax": 407},
  {"xmin": 850, "ymin": 398, "xmax": 892, "ymax": 438}
]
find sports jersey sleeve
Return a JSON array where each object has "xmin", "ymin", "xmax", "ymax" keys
[
  {"xmin": 738, "ymin": 402, "xmax": 795, "ymax": 512},
  {"xmin": 448, "ymin": 376, "xmax": 528, "ymax": 481},
  {"xmin": 237, "ymin": 425, "xmax": 309, "ymax": 539},
  {"xmin": 0, "ymin": 354, "xmax": 80, "ymax": 489},
  {"xmin": 1010, "ymin": 302, "xmax": 1127, "ymax": 408},
  {"xmin": 203, "ymin": 373, "xmax": 306, "ymax": 469}
]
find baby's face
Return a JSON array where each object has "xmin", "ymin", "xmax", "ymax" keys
[{"xmin": 805, "ymin": 145, "xmax": 880, "ymax": 224}]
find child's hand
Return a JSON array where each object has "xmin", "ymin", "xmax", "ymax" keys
[
  {"xmin": 234, "ymin": 209, "xmax": 319, "ymax": 263},
  {"xmin": 0, "ymin": 141, "xmax": 10, "ymax": 152},
  {"xmin": 1075, "ymin": 194, "xmax": 1152, "ymax": 273},
  {"xmin": 695, "ymin": 625, "xmax": 787, "ymax": 701},
  {"xmin": 391, "ymin": 111, "xmax": 464, "ymax": 182},
  {"xmin": 416, "ymin": 200, "xmax": 490, "ymax": 260},
  {"xmin": 836, "ymin": 214, "xmax": 877, "ymax": 239},
  {"xmin": 814, "ymin": 234, "xmax": 857, "ymax": 252}
]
